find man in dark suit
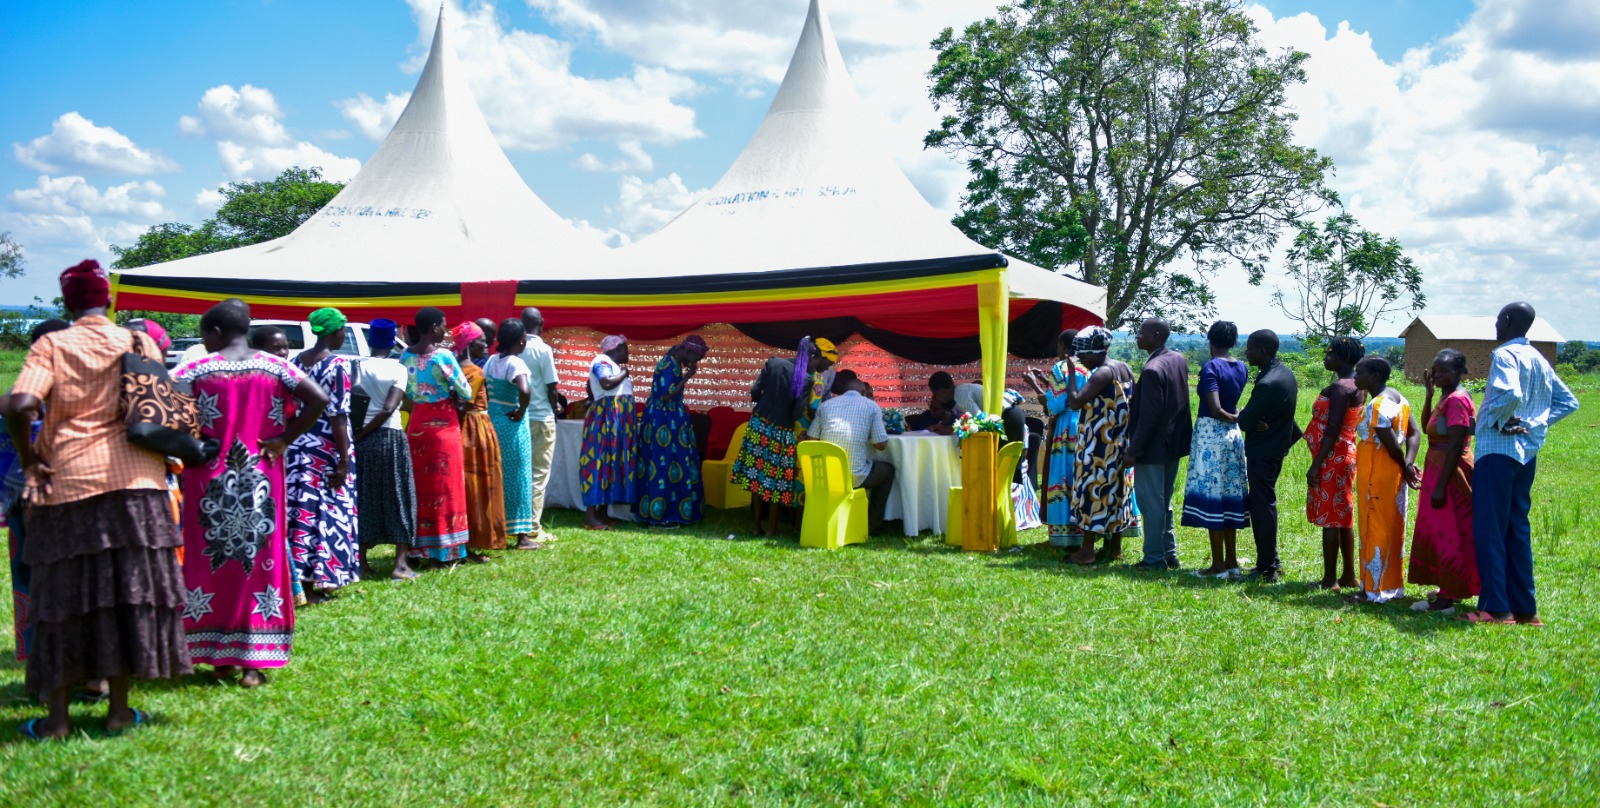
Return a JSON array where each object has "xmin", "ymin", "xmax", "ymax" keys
[
  {"xmin": 1126, "ymin": 318, "xmax": 1193, "ymax": 570},
  {"xmin": 1236, "ymin": 330, "xmax": 1301, "ymax": 583}
]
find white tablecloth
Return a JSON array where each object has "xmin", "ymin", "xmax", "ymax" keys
[
  {"xmin": 876, "ymin": 431, "xmax": 962, "ymax": 536},
  {"xmin": 547, "ymin": 419, "xmax": 634, "ymax": 520}
]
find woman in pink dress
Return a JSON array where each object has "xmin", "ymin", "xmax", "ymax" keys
[
  {"xmin": 1409, "ymin": 349, "xmax": 1479, "ymax": 614},
  {"xmin": 174, "ymin": 302, "xmax": 328, "ymax": 689}
]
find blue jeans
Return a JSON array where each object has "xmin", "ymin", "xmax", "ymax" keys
[
  {"xmin": 1472, "ymin": 454, "xmax": 1538, "ymax": 615},
  {"xmin": 1135, "ymin": 461, "xmax": 1181, "ymax": 565}
]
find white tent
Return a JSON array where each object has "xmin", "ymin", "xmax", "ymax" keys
[{"xmin": 115, "ymin": 6, "xmax": 610, "ymax": 319}]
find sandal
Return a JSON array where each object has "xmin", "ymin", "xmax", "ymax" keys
[
  {"xmin": 19, "ymin": 718, "xmax": 61, "ymax": 742},
  {"xmin": 1512, "ymin": 614, "xmax": 1543, "ymax": 627},
  {"xmin": 391, "ymin": 569, "xmax": 419, "ymax": 581},
  {"xmin": 1457, "ymin": 610, "xmax": 1503, "ymax": 624}
]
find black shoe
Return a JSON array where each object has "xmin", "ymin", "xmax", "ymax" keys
[
  {"xmin": 1166, "ymin": 557, "xmax": 1182, "ymax": 570},
  {"xmin": 1130, "ymin": 560, "xmax": 1168, "ymax": 572},
  {"xmin": 1242, "ymin": 568, "xmax": 1282, "ymax": 584}
]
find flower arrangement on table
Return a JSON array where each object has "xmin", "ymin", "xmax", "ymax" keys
[
  {"xmin": 883, "ymin": 409, "xmax": 907, "ymax": 435},
  {"xmin": 953, "ymin": 411, "xmax": 1003, "ymax": 440}
]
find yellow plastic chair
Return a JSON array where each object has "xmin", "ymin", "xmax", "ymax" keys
[
  {"xmin": 944, "ymin": 441, "xmax": 1024, "ymax": 548},
  {"xmin": 701, "ymin": 422, "xmax": 752, "ymax": 511},
  {"xmin": 797, "ymin": 440, "xmax": 868, "ymax": 550}
]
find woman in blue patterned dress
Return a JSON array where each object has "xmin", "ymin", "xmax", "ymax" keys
[
  {"xmin": 483, "ymin": 319, "xmax": 542, "ymax": 550},
  {"xmin": 286, "ymin": 307, "xmax": 360, "ymax": 603},
  {"xmin": 1026, "ymin": 329, "xmax": 1088, "ymax": 548},
  {"xmin": 580, "ymin": 334, "xmax": 637, "ymax": 530},
  {"xmin": 637, "ymin": 336, "xmax": 710, "ymax": 528},
  {"xmin": 1181, "ymin": 321, "xmax": 1252, "ymax": 578}
]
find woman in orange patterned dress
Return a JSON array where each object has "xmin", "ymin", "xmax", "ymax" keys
[
  {"xmin": 1350, "ymin": 356, "xmax": 1421, "ymax": 603},
  {"xmin": 453, "ymin": 321, "xmax": 506, "ymax": 556},
  {"xmin": 1304, "ymin": 337, "xmax": 1367, "ymax": 590}
]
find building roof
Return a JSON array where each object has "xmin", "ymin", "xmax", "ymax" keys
[{"xmin": 1399, "ymin": 314, "xmax": 1565, "ymax": 343}]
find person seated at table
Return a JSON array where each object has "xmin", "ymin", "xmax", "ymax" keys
[
  {"xmin": 804, "ymin": 377, "xmax": 895, "ymax": 534},
  {"xmin": 906, "ymin": 371, "xmax": 956, "ymax": 433}
]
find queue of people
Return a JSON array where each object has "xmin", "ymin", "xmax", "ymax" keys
[
  {"xmin": 0, "ymin": 259, "xmax": 1579, "ymax": 740},
  {"xmin": 1021, "ymin": 306, "xmax": 1577, "ymax": 630}
]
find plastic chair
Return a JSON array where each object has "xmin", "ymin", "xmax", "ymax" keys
[
  {"xmin": 701, "ymin": 422, "xmax": 752, "ymax": 511},
  {"xmin": 944, "ymin": 442, "xmax": 1024, "ymax": 548},
  {"xmin": 705, "ymin": 406, "xmax": 744, "ymax": 460},
  {"xmin": 797, "ymin": 440, "xmax": 868, "ymax": 550}
]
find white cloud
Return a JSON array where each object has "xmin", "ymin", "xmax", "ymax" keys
[
  {"xmin": 575, "ymin": 140, "xmax": 653, "ymax": 172},
  {"xmin": 194, "ymin": 188, "xmax": 226, "ymax": 217},
  {"xmin": 9, "ymin": 175, "xmax": 169, "ymax": 220},
  {"xmin": 354, "ymin": 0, "xmax": 702, "ymax": 154},
  {"xmin": 337, "ymin": 91, "xmax": 412, "ymax": 141},
  {"xmin": 180, "ymin": 84, "xmax": 361, "ymax": 183},
  {"xmin": 12, "ymin": 112, "xmax": 179, "ymax": 175},
  {"xmin": 606, "ymin": 173, "xmax": 706, "ymax": 240}
]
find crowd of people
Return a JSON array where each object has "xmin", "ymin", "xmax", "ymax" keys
[{"xmin": 0, "ymin": 259, "xmax": 1579, "ymax": 740}]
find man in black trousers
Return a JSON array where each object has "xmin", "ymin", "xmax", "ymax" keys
[{"xmin": 1236, "ymin": 330, "xmax": 1300, "ymax": 582}]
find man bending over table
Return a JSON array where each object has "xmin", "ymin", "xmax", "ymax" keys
[{"xmin": 805, "ymin": 377, "xmax": 895, "ymax": 534}]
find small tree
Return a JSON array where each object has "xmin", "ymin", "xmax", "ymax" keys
[
  {"xmin": 1272, "ymin": 211, "xmax": 1423, "ymax": 341},
  {"xmin": 0, "ymin": 232, "xmax": 24, "ymax": 282}
]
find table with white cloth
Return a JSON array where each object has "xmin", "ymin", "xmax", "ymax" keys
[
  {"xmin": 547, "ymin": 418, "xmax": 634, "ymax": 521},
  {"xmin": 875, "ymin": 431, "xmax": 962, "ymax": 536}
]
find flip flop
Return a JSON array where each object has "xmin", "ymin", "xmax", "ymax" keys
[
  {"xmin": 390, "ymin": 569, "xmax": 419, "ymax": 581},
  {"xmin": 1515, "ymin": 615, "xmax": 1546, "ymax": 627},
  {"xmin": 107, "ymin": 708, "xmax": 150, "ymax": 735},
  {"xmin": 1457, "ymin": 610, "xmax": 1501, "ymax": 624},
  {"xmin": 18, "ymin": 718, "xmax": 59, "ymax": 742}
]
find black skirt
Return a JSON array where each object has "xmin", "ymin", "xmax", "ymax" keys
[
  {"xmin": 24, "ymin": 488, "xmax": 192, "ymax": 695},
  {"xmin": 355, "ymin": 428, "xmax": 417, "ymax": 546}
]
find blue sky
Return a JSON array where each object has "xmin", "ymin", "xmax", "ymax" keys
[{"xmin": 4, "ymin": 0, "xmax": 1597, "ymax": 338}]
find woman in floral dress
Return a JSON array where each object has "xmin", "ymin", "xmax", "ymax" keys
[
  {"xmin": 580, "ymin": 334, "xmax": 637, "ymax": 530},
  {"xmin": 286, "ymin": 307, "xmax": 360, "ymax": 602},
  {"xmin": 1304, "ymin": 336, "xmax": 1367, "ymax": 590},
  {"xmin": 175, "ymin": 301, "xmax": 328, "ymax": 689},
  {"xmin": 637, "ymin": 337, "xmax": 710, "ymax": 528},
  {"xmin": 731, "ymin": 338, "xmax": 821, "ymax": 536}
]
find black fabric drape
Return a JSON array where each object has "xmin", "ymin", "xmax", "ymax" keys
[{"xmin": 732, "ymin": 302, "xmax": 1066, "ymax": 366}]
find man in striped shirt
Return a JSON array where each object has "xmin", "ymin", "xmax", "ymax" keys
[{"xmin": 1471, "ymin": 302, "xmax": 1579, "ymax": 626}]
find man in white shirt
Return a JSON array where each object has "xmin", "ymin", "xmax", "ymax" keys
[
  {"xmin": 806, "ymin": 377, "xmax": 895, "ymax": 534},
  {"xmin": 517, "ymin": 307, "xmax": 562, "ymax": 542}
]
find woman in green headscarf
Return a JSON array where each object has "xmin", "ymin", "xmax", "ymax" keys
[{"xmin": 286, "ymin": 307, "xmax": 361, "ymax": 602}]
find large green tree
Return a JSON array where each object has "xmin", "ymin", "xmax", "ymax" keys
[
  {"xmin": 926, "ymin": 0, "xmax": 1335, "ymax": 328},
  {"xmin": 1271, "ymin": 211, "xmax": 1423, "ymax": 341},
  {"xmin": 111, "ymin": 166, "xmax": 344, "ymax": 336}
]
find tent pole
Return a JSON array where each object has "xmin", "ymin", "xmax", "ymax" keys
[
  {"xmin": 978, "ymin": 270, "xmax": 1008, "ymax": 412},
  {"xmin": 108, "ymin": 272, "xmax": 121, "ymax": 319}
]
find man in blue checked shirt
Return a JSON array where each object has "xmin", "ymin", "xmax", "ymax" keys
[{"xmin": 1467, "ymin": 303, "xmax": 1579, "ymax": 626}]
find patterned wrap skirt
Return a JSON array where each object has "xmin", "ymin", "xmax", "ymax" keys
[
  {"xmin": 407, "ymin": 400, "xmax": 470, "ymax": 562},
  {"xmin": 487, "ymin": 380, "xmax": 536, "ymax": 536},
  {"xmin": 24, "ymin": 489, "xmax": 192, "ymax": 696},
  {"xmin": 730, "ymin": 412, "xmax": 800, "ymax": 507},
  {"xmin": 354, "ymin": 428, "xmax": 416, "ymax": 547},
  {"xmin": 580, "ymin": 395, "xmax": 639, "ymax": 508},
  {"xmin": 462, "ymin": 409, "xmax": 507, "ymax": 550},
  {"xmin": 1408, "ymin": 440, "xmax": 1479, "ymax": 599},
  {"xmin": 1180, "ymin": 417, "xmax": 1251, "ymax": 530}
]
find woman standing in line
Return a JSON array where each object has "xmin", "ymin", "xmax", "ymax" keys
[
  {"xmin": 1180, "ymin": 321, "xmax": 1253, "ymax": 578},
  {"xmin": 1304, "ymin": 337, "xmax": 1368, "ymax": 590},
  {"xmin": 352, "ymin": 318, "xmax": 418, "ymax": 579},
  {"xmin": 2, "ymin": 319, "xmax": 68, "ymax": 668},
  {"xmin": 637, "ymin": 336, "xmax": 711, "ymax": 529},
  {"xmin": 483, "ymin": 319, "xmax": 541, "ymax": 550},
  {"xmin": 401, "ymin": 308, "xmax": 474, "ymax": 565},
  {"xmin": 731, "ymin": 337, "xmax": 819, "ymax": 537},
  {"xmin": 1058, "ymin": 327, "xmax": 1140, "ymax": 566},
  {"xmin": 580, "ymin": 334, "xmax": 638, "ymax": 530},
  {"xmin": 1026, "ymin": 329, "xmax": 1085, "ymax": 549},
  {"xmin": 4, "ymin": 262, "xmax": 196, "ymax": 738},
  {"xmin": 173, "ymin": 301, "xmax": 329, "ymax": 690},
  {"xmin": 1349, "ymin": 356, "xmax": 1421, "ymax": 603},
  {"xmin": 453, "ymin": 321, "xmax": 506, "ymax": 556},
  {"xmin": 1408, "ymin": 349, "xmax": 1479, "ymax": 614},
  {"xmin": 286, "ymin": 308, "xmax": 361, "ymax": 602}
]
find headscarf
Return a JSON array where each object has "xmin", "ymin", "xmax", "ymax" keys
[
  {"xmin": 134, "ymin": 319, "xmax": 172, "ymax": 350},
  {"xmin": 451, "ymin": 321, "xmax": 484, "ymax": 358},
  {"xmin": 789, "ymin": 336, "xmax": 814, "ymax": 402},
  {"xmin": 681, "ymin": 335, "xmax": 709, "ymax": 359},
  {"xmin": 813, "ymin": 337, "xmax": 839, "ymax": 364},
  {"xmin": 309, "ymin": 307, "xmax": 347, "ymax": 336},
  {"xmin": 1073, "ymin": 326, "xmax": 1113, "ymax": 356},
  {"xmin": 600, "ymin": 334, "xmax": 627, "ymax": 353},
  {"xmin": 59, "ymin": 259, "xmax": 110, "ymax": 311},
  {"xmin": 368, "ymin": 317, "xmax": 398, "ymax": 350}
]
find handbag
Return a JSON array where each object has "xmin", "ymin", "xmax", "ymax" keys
[
  {"xmin": 348, "ymin": 358, "xmax": 372, "ymax": 431},
  {"xmin": 121, "ymin": 332, "xmax": 211, "ymax": 465}
]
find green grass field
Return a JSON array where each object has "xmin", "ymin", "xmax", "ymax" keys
[{"xmin": 0, "ymin": 356, "xmax": 1596, "ymax": 805}]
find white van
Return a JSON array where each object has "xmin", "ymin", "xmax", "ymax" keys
[{"xmin": 166, "ymin": 319, "xmax": 401, "ymax": 368}]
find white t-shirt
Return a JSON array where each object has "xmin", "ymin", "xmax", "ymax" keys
[
  {"xmin": 356, "ymin": 357, "xmax": 408, "ymax": 431},
  {"xmin": 517, "ymin": 335, "xmax": 559, "ymax": 423},
  {"xmin": 484, "ymin": 353, "xmax": 531, "ymax": 383},
  {"xmin": 588, "ymin": 354, "xmax": 632, "ymax": 399},
  {"xmin": 178, "ymin": 342, "xmax": 209, "ymax": 369}
]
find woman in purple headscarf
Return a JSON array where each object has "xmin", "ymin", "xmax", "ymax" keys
[
  {"xmin": 637, "ymin": 336, "xmax": 711, "ymax": 528},
  {"xmin": 731, "ymin": 337, "xmax": 819, "ymax": 536}
]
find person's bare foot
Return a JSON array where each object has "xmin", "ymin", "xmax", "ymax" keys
[
  {"xmin": 1316, "ymin": 578, "xmax": 1339, "ymax": 590},
  {"xmin": 1068, "ymin": 548, "xmax": 1098, "ymax": 566},
  {"xmin": 1338, "ymin": 576, "xmax": 1360, "ymax": 590},
  {"xmin": 211, "ymin": 665, "xmax": 239, "ymax": 680},
  {"xmin": 104, "ymin": 706, "xmax": 147, "ymax": 733},
  {"xmin": 239, "ymin": 669, "xmax": 268, "ymax": 688},
  {"xmin": 1195, "ymin": 564, "xmax": 1232, "ymax": 577},
  {"xmin": 20, "ymin": 717, "xmax": 69, "ymax": 739}
]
